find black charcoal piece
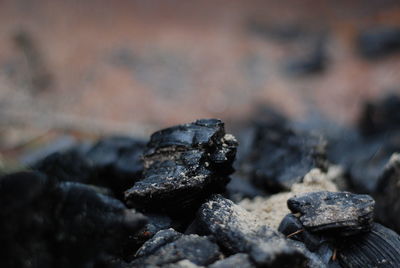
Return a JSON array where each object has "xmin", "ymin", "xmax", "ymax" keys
[
  {"xmin": 208, "ymin": 253, "xmax": 255, "ymax": 268},
  {"xmin": 248, "ymin": 120, "xmax": 327, "ymax": 192},
  {"xmin": 358, "ymin": 27, "xmax": 400, "ymax": 59},
  {"xmin": 197, "ymin": 195, "xmax": 309, "ymax": 267},
  {"xmin": 0, "ymin": 171, "xmax": 147, "ymax": 268},
  {"xmin": 125, "ymin": 119, "xmax": 238, "ymax": 213},
  {"xmin": 131, "ymin": 230, "xmax": 221, "ymax": 267},
  {"xmin": 85, "ymin": 136, "xmax": 147, "ymax": 196},
  {"xmin": 134, "ymin": 228, "xmax": 183, "ymax": 258},
  {"xmin": 375, "ymin": 154, "xmax": 400, "ymax": 233},
  {"xmin": 337, "ymin": 223, "xmax": 400, "ymax": 268},
  {"xmin": 358, "ymin": 94, "xmax": 400, "ymax": 137},
  {"xmin": 287, "ymin": 191, "xmax": 375, "ymax": 235},
  {"xmin": 33, "ymin": 150, "xmax": 94, "ymax": 184}
]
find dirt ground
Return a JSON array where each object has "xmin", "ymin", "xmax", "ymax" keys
[{"xmin": 1, "ymin": 0, "xmax": 400, "ymax": 163}]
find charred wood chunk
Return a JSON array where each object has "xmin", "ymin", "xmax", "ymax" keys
[
  {"xmin": 0, "ymin": 171, "xmax": 147, "ymax": 268},
  {"xmin": 132, "ymin": 229, "xmax": 221, "ymax": 267},
  {"xmin": 337, "ymin": 223, "xmax": 400, "ymax": 268},
  {"xmin": 124, "ymin": 119, "xmax": 238, "ymax": 213},
  {"xmin": 197, "ymin": 195, "xmax": 310, "ymax": 267},
  {"xmin": 358, "ymin": 94, "xmax": 400, "ymax": 137},
  {"xmin": 358, "ymin": 27, "xmax": 400, "ymax": 59},
  {"xmin": 287, "ymin": 191, "xmax": 375, "ymax": 235},
  {"xmin": 85, "ymin": 136, "xmax": 147, "ymax": 196},
  {"xmin": 33, "ymin": 150, "xmax": 94, "ymax": 184},
  {"xmin": 248, "ymin": 121, "xmax": 327, "ymax": 192},
  {"xmin": 375, "ymin": 153, "xmax": 400, "ymax": 233}
]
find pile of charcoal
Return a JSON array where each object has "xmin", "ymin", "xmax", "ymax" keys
[{"xmin": 2, "ymin": 96, "xmax": 400, "ymax": 268}]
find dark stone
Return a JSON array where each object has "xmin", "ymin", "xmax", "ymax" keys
[
  {"xmin": 131, "ymin": 229, "xmax": 221, "ymax": 267},
  {"xmin": 358, "ymin": 27, "xmax": 400, "ymax": 59},
  {"xmin": 285, "ymin": 37, "xmax": 327, "ymax": 75},
  {"xmin": 0, "ymin": 171, "xmax": 147, "ymax": 268},
  {"xmin": 125, "ymin": 119, "xmax": 237, "ymax": 213},
  {"xmin": 85, "ymin": 136, "xmax": 147, "ymax": 197},
  {"xmin": 33, "ymin": 150, "xmax": 94, "ymax": 184},
  {"xmin": 196, "ymin": 195, "xmax": 310, "ymax": 267},
  {"xmin": 248, "ymin": 120, "xmax": 328, "ymax": 192},
  {"xmin": 358, "ymin": 94, "xmax": 400, "ymax": 137},
  {"xmin": 287, "ymin": 191, "xmax": 375, "ymax": 235},
  {"xmin": 338, "ymin": 223, "xmax": 400, "ymax": 268}
]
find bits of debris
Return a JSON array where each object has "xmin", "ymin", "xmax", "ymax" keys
[
  {"xmin": 239, "ymin": 168, "xmax": 338, "ymax": 229},
  {"xmin": 124, "ymin": 119, "xmax": 238, "ymax": 213}
]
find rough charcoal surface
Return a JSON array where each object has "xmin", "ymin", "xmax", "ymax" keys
[
  {"xmin": 131, "ymin": 229, "xmax": 221, "ymax": 267},
  {"xmin": 287, "ymin": 191, "xmax": 375, "ymax": 235},
  {"xmin": 196, "ymin": 194, "xmax": 310, "ymax": 267},
  {"xmin": 337, "ymin": 223, "xmax": 400, "ymax": 268},
  {"xmin": 0, "ymin": 171, "xmax": 147, "ymax": 268},
  {"xmin": 248, "ymin": 119, "xmax": 328, "ymax": 192},
  {"xmin": 124, "ymin": 119, "xmax": 238, "ymax": 213}
]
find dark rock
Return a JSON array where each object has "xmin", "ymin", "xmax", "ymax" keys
[
  {"xmin": 285, "ymin": 37, "xmax": 327, "ymax": 75},
  {"xmin": 197, "ymin": 195, "xmax": 310, "ymax": 267},
  {"xmin": 358, "ymin": 27, "xmax": 400, "ymax": 59},
  {"xmin": 85, "ymin": 136, "xmax": 147, "ymax": 197},
  {"xmin": 33, "ymin": 150, "xmax": 94, "ymax": 184},
  {"xmin": 0, "ymin": 171, "xmax": 147, "ymax": 268},
  {"xmin": 208, "ymin": 253, "xmax": 255, "ymax": 268},
  {"xmin": 131, "ymin": 229, "xmax": 221, "ymax": 267},
  {"xmin": 337, "ymin": 223, "xmax": 400, "ymax": 268},
  {"xmin": 287, "ymin": 191, "xmax": 375, "ymax": 235},
  {"xmin": 248, "ymin": 120, "xmax": 328, "ymax": 192},
  {"xmin": 375, "ymin": 153, "xmax": 400, "ymax": 233},
  {"xmin": 124, "ymin": 119, "xmax": 238, "ymax": 213},
  {"xmin": 358, "ymin": 94, "xmax": 400, "ymax": 137},
  {"xmin": 225, "ymin": 175, "xmax": 264, "ymax": 203}
]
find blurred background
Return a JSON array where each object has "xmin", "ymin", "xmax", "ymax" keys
[{"xmin": 1, "ymin": 0, "xmax": 400, "ymax": 167}]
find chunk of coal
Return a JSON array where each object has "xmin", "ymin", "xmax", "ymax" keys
[
  {"xmin": 285, "ymin": 37, "xmax": 327, "ymax": 76},
  {"xmin": 375, "ymin": 153, "xmax": 400, "ymax": 233},
  {"xmin": 358, "ymin": 94, "xmax": 400, "ymax": 137},
  {"xmin": 0, "ymin": 171, "xmax": 147, "ymax": 268},
  {"xmin": 134, "ymin": 228, "xmax": 183, "ymax": 258},
  {"xmin": 208, "ymin": 253, "xmax": 255, "ymax": 268},
  {"xmin": 196, "ymin": 195, "xmax": 309, "ymax": 267},
  {"xmin": 287, "ymin": 191, "xmax": 375, "ymax": 235},
  {"xmin": 131, "ymin": 229, "xmax": 221, "ymax": 267},
  {"xmin": 85, "ymin": 136, "xmax": 147, "ymax": 196},
  {"xmin": 33, "ymin": 150, "xmax": 94, "ymax": 184},
  {"xmin": 358, "ymin": 27, "xmax": 400, "ymax": 59},
  {"xmin": 124, "ymin": 119, "xmax": 238, "ymax": 213},
  {"xmin": 225, "ymin": 175, "xmax": 265, "ymax": 203},
  {"xmin": 248, "ymin": 120, "xmax": 328, "ymax": 192},
  {"xmin": 34, "ymin": 136, "xmax": 146, "ymax": 198},
  {"xmin": 337, "ymin": 223, "xmax": 400, "ymax": 268},
  {"xmin": 131, "ymin": 213, "xmax": 174, "ymax": 252}
]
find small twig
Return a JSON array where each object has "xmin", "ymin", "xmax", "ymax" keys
[
  {"xmin": 332, "ymin": 248, "xmax": 337, "ymax": 261},
  {"xmin": 287, "ymin": 229, "xmax": 304, "ymax": 238}
]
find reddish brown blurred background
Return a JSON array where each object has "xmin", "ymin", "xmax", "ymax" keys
[{"xmin": 1, "ymin": 0, "xmax": 400, "ymax": 165}]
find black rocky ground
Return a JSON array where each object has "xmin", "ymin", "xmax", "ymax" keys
[{"xmin": 2, "ymin": 101, "xmax": 400, "ymax": 268}]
